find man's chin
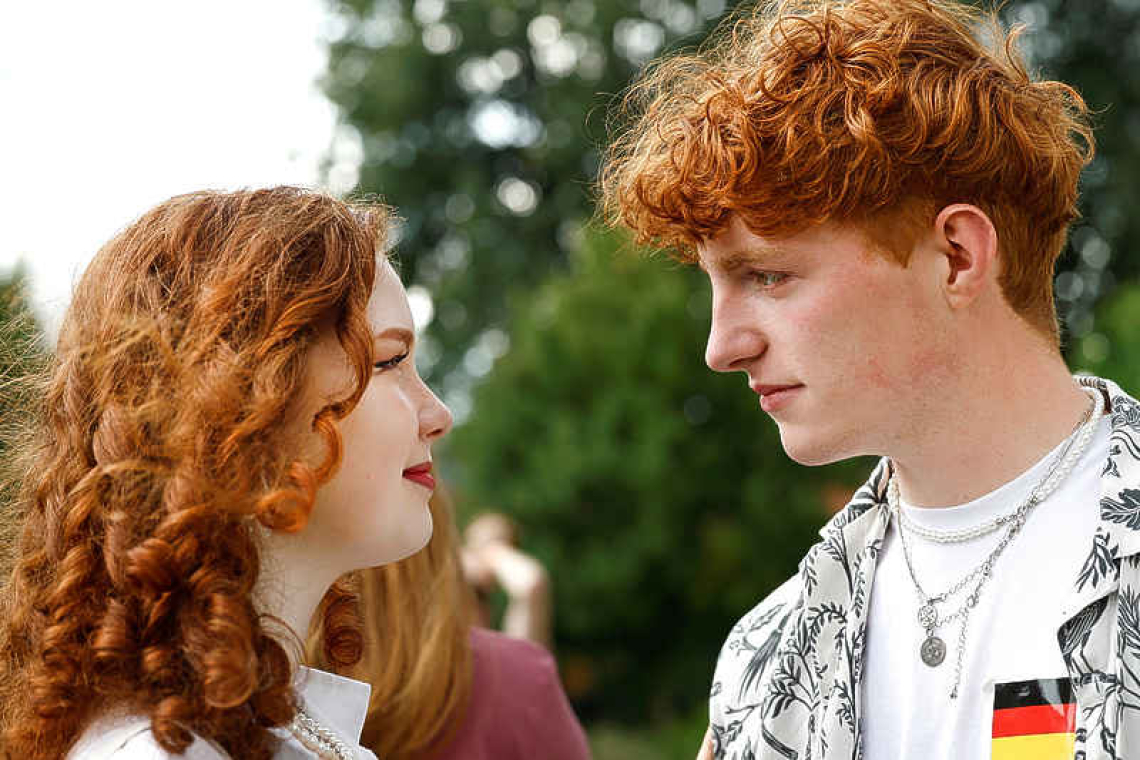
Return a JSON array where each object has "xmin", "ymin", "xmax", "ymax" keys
[{"xmin": 777, "ymin": 427, "xmax": 853, "ymax": 467}]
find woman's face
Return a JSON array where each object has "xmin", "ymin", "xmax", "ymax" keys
[{"xmin": 298, "ymin": 260, "xmax": 452, "ymax": 570}]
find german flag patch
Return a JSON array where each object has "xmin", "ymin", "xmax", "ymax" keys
[{"xmin": 991, "ymin": 678, "xmax": 1076, "ymax": 759}]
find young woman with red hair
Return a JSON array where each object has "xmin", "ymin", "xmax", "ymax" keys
[{"xmin": 0, "ymin": 186, "xmax": 452, "ymax": 759}]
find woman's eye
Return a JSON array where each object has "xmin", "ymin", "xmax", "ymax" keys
[{"xmin": 374, "ymin": 352, "xmax": 409, "ymax": 372}]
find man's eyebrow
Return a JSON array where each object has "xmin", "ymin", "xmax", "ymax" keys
[
  {"xmin": 375, "ymin": 327, "xmax": 415, "ymax": 347},
  {"xmin": 715, "ymin": 245, "xmax": 788, "ymax": 272}
]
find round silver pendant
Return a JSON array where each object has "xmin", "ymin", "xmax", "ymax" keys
[
  {"xmin": 920, "ymin": 635, "xmax": 946, "ymax": 667},
  {"xmin": 917, "ymin": 603, "xmax": 938, "ymax": 628}
]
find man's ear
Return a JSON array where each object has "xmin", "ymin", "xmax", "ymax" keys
[{"xmin": 933, "ymin": 204, "xmax": 999, "ymax": 310}]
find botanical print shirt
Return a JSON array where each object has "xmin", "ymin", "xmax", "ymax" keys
[{"xmin": 708, "ymin": 376, "xmax": 1140, "ymax": 760}]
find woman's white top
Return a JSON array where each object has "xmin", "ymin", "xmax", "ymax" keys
[{"xmin": 67, "ymin": 666, "xmax": 379, "ymax": 759}]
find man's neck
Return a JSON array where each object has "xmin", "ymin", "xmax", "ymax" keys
[{"xmin": 888, "ymin": 343, "xmax": 1090, "ymax": 508}]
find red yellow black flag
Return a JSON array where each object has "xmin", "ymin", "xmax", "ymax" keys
[{"xmin": 991, "ymin": 678, "xmax": 1075, "ymax": 759}]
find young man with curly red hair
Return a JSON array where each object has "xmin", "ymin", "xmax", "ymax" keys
[{"xmin": 602, "ymin": 1, "xmax": 1140, "ymax": 758}]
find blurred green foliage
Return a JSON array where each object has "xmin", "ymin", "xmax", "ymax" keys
[
  {"xmin": 1074, "ymin": 279, "xmax": 1140, "ymax": 391},
  {"xmin": 0, "ymin": 268, "xmax": 46, "ymax": 456},
  {"xmin": 0, "ymin": 269, "xmax": 47, "ymax": 582},
  {"xmin": 321, "ymin": 0, "xmax": 1140, "ymax": 396},
  {"xmin": 589, "ymin": 703, "xmax": 709, "ymax": 760},
  {"xmin": 447, "ymin": 228, "xmax": 869, "ymax": 721},
  {"xmin": 992, "ymin": 0, "xmax": 1140, "ymax": 345},
  {"xmin": 320, "ymin": 0, "xmax": 725, "ymax": 403}
]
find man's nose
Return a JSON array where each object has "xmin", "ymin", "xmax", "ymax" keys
[{"xmin": 705, "ymin": 295, "xmax": 764, "ymax": 373}]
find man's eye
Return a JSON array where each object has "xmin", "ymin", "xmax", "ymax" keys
[
  {"xmin": 752, "ymin": 271, "xmax": 788, "ymax": 288},
  {"xmin": 374, "ymin": 352, "xmax": 408, "ymax": 372}
]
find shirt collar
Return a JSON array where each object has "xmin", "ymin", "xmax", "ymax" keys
[
  {"xmin": 819, "ymin": 456, "xmax": 891, "ymax": 545},
  {"xmin": 1082, "ymin": 375, "xmax": 1140, "ymax": 559},
  {"xmin": 294, "ymin": 666, "xmax": 372, "ymax": 742}
]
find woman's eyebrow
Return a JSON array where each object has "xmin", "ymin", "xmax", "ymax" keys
[{"xmin": 375, "ymin": 327, "xmax": 415, "ymax": 347}]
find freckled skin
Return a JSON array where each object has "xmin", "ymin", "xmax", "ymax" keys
[{"xmin": 701, "ymin": 217, "xmax": 957, "ymax": 465}]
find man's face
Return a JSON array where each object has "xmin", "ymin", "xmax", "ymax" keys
[{"xmin": 699, "ymin": 216, "xmax": 956, "ymax": 465}]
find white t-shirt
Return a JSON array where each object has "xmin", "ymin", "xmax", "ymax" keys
[{"xmin": 861, "ymin": 415, "xmax": 1110, "ymax": 760}]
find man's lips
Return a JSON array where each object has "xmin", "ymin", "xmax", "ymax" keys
[
  {"xmin": 751, "ymin": 383, "xmax": 803, "ymax": 413},
  {"xmin": 402, "ymin": 462, "xmax": 436, "ymax": 490},
  {"xmin": 753, "ymin": 383, "xmax": 800, "ymax": 396}
]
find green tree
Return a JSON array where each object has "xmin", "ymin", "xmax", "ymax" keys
[
  {"xmin": 320, "ymin": 0, "xmax": 728, "ymax": 401},
  {"xmin": 1072, "ymin": 278, "xmax": 1140, "ymax": 392},
  {"xmin": 0, "ymin": 268, "xmax": 46, "ymax": 454},
  {"xmin": 321, "ymin": 0, "xmax": 1140, "ymax": 390},
  {"xmin": 448, "ymin": 228, "xmax": 869, "ymax": 721},
  {"xmin": 992, "ymin": 0, "xmax": 1140, "ymax": 347},
  {"xmin": 0, "ymin": 267, "xmax": 48, "ymax": 582}
]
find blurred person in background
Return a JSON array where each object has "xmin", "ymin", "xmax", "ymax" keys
[
  {"xmin": 0, "ymin": 187, "xmax": 453, "ymax": 759},
  {"xmin": 461, "ymin": 511, "xmax": 553, "ymax": 651},
  {"xmin": 309, "ymin": 489, "xmax": 590, "ymax": 760},
  {"xmin": 602, "ymin": 1, "xmax": 1140, "ymax": 759}
]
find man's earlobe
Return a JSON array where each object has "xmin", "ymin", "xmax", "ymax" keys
[{"xmin": 934, "ymin": 204, "xmax": 998, "ymax": 309}]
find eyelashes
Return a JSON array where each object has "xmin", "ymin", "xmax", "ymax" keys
[{"xmin": 374, "ymin": 352, "xmax": 409, "ymax": 372}]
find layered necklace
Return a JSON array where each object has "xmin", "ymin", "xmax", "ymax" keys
[
  {"xmin": 289, "ymin": 703, "xmax": 356, "ymax": 760},
  {"xmin": 887, "ymin": 384, "xmax": 1103, "ymax": 698}
]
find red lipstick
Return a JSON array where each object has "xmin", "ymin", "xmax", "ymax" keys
[{"xmin": 402, "ymin": 462, "xmax": 436, "ymax": 490}]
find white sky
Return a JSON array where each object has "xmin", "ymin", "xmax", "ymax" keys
[{"xmin": 0, "ymin": 1, "xmax": 341, "ymax": 338}]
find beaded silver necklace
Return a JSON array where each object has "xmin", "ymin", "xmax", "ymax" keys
[
  {"xmin": 289, "ymin": 704, "xmax": 355, "ymax": 760},
  {"xmin": 888, "ymin": 385, "xmax": 1103, "ymax": 698}
]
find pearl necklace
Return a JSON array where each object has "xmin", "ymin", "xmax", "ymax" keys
[
  {"xmin": 289, "ymin": 704, "xmax": 355, "ymax": 760},
  {"xmin": 889, "ymin": 384, "xmax": 1103, "ymax": 698},
  {"xmin": 894, "ymin": 499, "xmax": 1009, "ymax": 544}
]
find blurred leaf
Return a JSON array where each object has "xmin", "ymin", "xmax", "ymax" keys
[
  {"xmin": 321, "ymin": 0, "xmax": 726, "ymax": 398},
  {"xmin": 1072, "ymin": 278, "xmax": 1140, "ymax": 391}
]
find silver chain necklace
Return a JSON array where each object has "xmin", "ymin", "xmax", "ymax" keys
[
  {"xmin": 888, "ymin": 385, "xmax": 1102, "ymax": 698},
  {"xmin": 289, "ymin": 704, "xmax": 356, "ymax": 760}
]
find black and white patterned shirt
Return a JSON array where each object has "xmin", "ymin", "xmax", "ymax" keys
[{"xmin": 709, "ymin": 376, "xmax": 1140, "ymax": 760}]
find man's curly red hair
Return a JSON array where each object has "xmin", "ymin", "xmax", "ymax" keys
[
  {"xmin": 0, "ymin": 187, "xmax": 389, "ymax": 759},
  {"xmin": 599, "ymin": 0, "xmax": 1094, "ymax": 340}
]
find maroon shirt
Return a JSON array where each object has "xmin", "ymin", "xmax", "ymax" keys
[{"xmin": 427, "ymin": 628, "xmax": 592, "ymax": 760}]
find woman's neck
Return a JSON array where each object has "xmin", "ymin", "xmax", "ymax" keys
[{"xmin": 254, "ymin": 528, "xmax": 344, "ymax": 668}]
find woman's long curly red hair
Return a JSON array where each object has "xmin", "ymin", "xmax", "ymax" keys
[
  {"xmin": 600, "ymin": 0, "xmax": 1095, "ymax": 341},
  {"xmin": 0, "ymin": 187, "xmax": 389, "ymax": 759}
]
